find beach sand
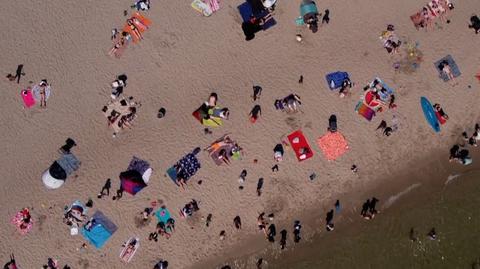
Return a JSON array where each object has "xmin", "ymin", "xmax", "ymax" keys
[{"xmin": 1, "ymin": 0, "xmax": 480, "ymax": 268}]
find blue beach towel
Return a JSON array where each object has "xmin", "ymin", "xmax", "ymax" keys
[
  {"xmin": 81, "ymin": 211, "xmax": 117, "ymax": 249},
  {"xmin": 238, "ymin": 1, "xmax": 276, "ymax": 30},
  {"xmin": 420, "ymin": 97, "xmax": 440, "ymax": 133},
  {"xmin": 155, "ymin": 208, "xmax": 172, "ymax": 223},
  {"xmin": 434, "ymin": 55, "xmax": 461, "ymax": 82},
  {"xmin": 326, "ymin": 72, "xmax": 349, "ymax": 90}
]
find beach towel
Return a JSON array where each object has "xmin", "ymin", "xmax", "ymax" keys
[
  {"xmin": 119, "ymin": 237, "xmax": 139, "ymax": 263},
  {"xmin": 369, "ymin": 77, "xmax": 394, "ymax": 101},
  {"xmin": 421, "ymin": 97, "xmax": 440, "ymax": 132},
  {"xmin": 355, "ymin": 101, "xmax": 375, "ymax": 121},
  {"xmin": 192, "ymin": 0, "xmax": 213, "ymax": 16},
  {"xmin": 10, "ymin": 210, "xmax": 33, "ymax": 235},
  {"xmin": 155, "ymin": 208, "xmax": 172, "ymax": 223},
  {"xmin": 81, "ymin": 211, "xmax": 117, "ymax": 249},
  {"xmin": 317, "ymin": 132, "xmax": 349, "ymax": 161},
  {"xmin": 410, "ymin": 12, "xmax": 424, "ymax": 30},
  {"xmin": 206, "ymin": 0, "xmax": 220, "ymax": 12},
  {"xmin": 434, "ymin": 55, "xmax": 461, "ymax": 81},
  {"xmin": 32, "ymin": 84, "xmax": 51, "ymax": 101},
  {"xmin": 238, "ymin": 1, "xmax": 276, "ymax": 30},
  {"xmin": 192, "ymin": 106, "xmax": 223, "ymax": 127},
  {"xmin": 167, "ymin": 151, "xmax": 201, "ymax": 185},
  {"xmin": 21, "ymin": 88, "xmax": 35, "ymax": 108},
  {"xmin": 287, "ymin": 130, "xmax": 313, "ymax": 161},
  {"xmin": 435, "ymin": 111, "xmax": 447, "ymax": 125},
  {"xmin": 326, "ymin": 72, "xmax": 349, "ymax": 90},
  {"xmin": 210, "ymin": 144, "xmax": 235, "ymax": 165}
]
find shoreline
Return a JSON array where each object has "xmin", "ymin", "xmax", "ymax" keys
[{"xmin": 193, "ymin": 144, "xmax": 480, "ymax": 269}]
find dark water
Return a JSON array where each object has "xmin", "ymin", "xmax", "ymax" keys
[{"xmin": 268, "ymin": 171, "xmax": 480, "ymax": 269}]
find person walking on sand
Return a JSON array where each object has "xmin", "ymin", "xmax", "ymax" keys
[
  {"xmin": 293, "ymin": 220, "xmax": 302, "ymax": 243},
  {"xmin": 249, "ymin": 104, "xmax": 262, "ymax": 123},
  {"xmin": 14, "ymin": 64, "xmax": 25, "ymax": 84},
  {"xmin": 98, "ymin": 178, "xmax": 112, "ymax": 198},
  {"xmin": 322, "ymin": 9, "xmax": 330, "ymax": 24},
  {"xmin": 252, "ymin": 85, "xmax": 262, "ymax": 101},
  {"xmin": 233, "ymin": 216, "xmax": 242, "ymax": 229},
  {"xmin": 256, "ymin": 178, "xmax": 264, "ymax": 196},
  {"xmin": 280, "ymin": 229, "xmax": 287, "ymax": 249},
  {"xmin": 369, "ymin": 197, "xmax": 379, "ymax": 217},
  {"xmin": 326, "ymin": 210, "xmax": 334, "ymax": 231},
  {"xmin": 361, "ymin": 199, "xmax": 371, "ymax": 219},
  {"xmin": 257, "ymin": 212, "xmax": 268, "ymax": 235}
]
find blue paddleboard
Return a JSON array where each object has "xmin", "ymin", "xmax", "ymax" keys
[{"xmin": 421, "ymin": 97, "xmax": 440, "ymax": 132}]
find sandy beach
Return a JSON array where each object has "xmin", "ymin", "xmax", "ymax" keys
[{"xmin": 1, "ymin": 0, "xmax": 480, "ymax": 268}]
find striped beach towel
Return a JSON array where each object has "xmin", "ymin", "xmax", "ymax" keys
[{"xmin": 206, "ymin": 0, "xmax": 220, "ymax": 12}]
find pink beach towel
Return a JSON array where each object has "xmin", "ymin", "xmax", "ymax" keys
[
  {"xmin": 21, "ymin": 88, "xmax": 35, "ymax": 108},
  {"xmin": 207, "ymin": 0, "xmax": 220, "ymax": 12},
  {"xmin": 11, "ymin": 211, "xmax": 33, "ymax": 235}
]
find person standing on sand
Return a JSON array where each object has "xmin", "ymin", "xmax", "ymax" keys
[
  {"xmin": 233, "ymin": 216, "xmax": 242, "ymax": 229},
  {"xmin": 293, "ymin": 220, "xmax": 302, "ymax": 243},
  {"xmin": 326, "ymin": 209, "xmax": 334, "ymax": 231},
  {"xmin": 369, "ymin": 197, "xmax": 379, "ymax": 217},
  {"xmin": 252, "ymin": 85, "xmax": 262, "ymax": 101},
  {"xmin": 257, "ymin": 178, "xmax": 264, "ymax": 196},
  {"xmin": 249, "ymin": 104, "xmax": 262, "ymax": 123},
  {"xmin": 256, "ymin": 258, "xmax": 263, "ymax": 269},
  {"xmin": 361, "ymin": 199, "xmax": 370, "ymax": 219},
  {"xmin": 280, "ymin": 229, "xmax": 287, "ymax": 249},
  {"xmin": 267, "ymin": 223, "xmax": 276, "ymax": 242},
  {"xmin": 257, "ymin": 212, "xmax": 268, "ymax": 235}
]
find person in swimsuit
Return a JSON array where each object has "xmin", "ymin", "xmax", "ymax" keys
[
  {"xmin": 127, "ymin": 19, "xmax": 143, "ymax": 40},
  {"xmin": 249, "ymin": 105, "xmax": 262, "ymax": 123},
  {"xmin": 439, "ymin": 60, "xmax": 456, "ymax": 85},
  {"xmin": 38, "ymin": 80, "xmax": 49, "ymax": 107}
]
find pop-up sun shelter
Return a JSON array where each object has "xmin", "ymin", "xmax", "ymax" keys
[
  {"xmin": 120, "ymin": 156, "xmax": 152, "ymax": 195},
  {"xmin": 325, "ymin": 71, "xmax": 350, "ymax": 90},
  {"xmin": 81, "ymin": 211, "xmax": 117, "ymax": 249},
  {"xmin": 167, "ymin": 148, "xmax": 201, "ymax": 186},
  {"xmin": 42, "ymin": 153, "xmax": 80, "ymax": 189}
]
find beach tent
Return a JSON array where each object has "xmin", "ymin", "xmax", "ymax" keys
[
  {"xmin": 317, "ymin": 132, "xmax": 349, "ymax": 160},
  {"xmin": 287, "ymin": 130, "xmax": 313, "ymax": 161},
  {"xmin": 81, "ymin": 211, "xmax": 117, "ymax": 249},
  {"xmin": 120, "ymin": 156, "xmax": 152, "ymax": 195},
  {"xmin": 42, "ymin": 153, "xmax": 80, "ymax": 189},
  {"xmin": 420, "ymin": 97, "xmax": 440, "ymax": 132},
  {"xmin": 434, "ymin": 55, "xmax": 461, "ymax": 82},
  {"xmin": 167, "ymin": 148, "xmax": 201, "ymax": 186},
  {"xmin": 325, "ymin": 71, "xmax": 350, "ymax": 90}
]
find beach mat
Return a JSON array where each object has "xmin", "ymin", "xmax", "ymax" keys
[
  {"xmin": 238, "ymin": 1, "xmax": 276, "ymax": 30},
  {"xmin": 119, "ymin": 237, "xmax": 139, "ymax": 263},
  {"xmin": 287, "ymin": 130, "xmax": 313, "ymax": 161},
  {"xmin": 326, "ymin": 71, "xmax": 349, "ymax": 90},
  {"xmin": 81, "ymin": 211, "xmax": 117, "ymax": 249},
  {"xmin": 317, "ymin": 132, "xmax": 349, "ymax": 161},
  {"xmin": 192, "ymin": 0, "xmax": 213, "ymax": 16},
  {"xmin": 434, "ymin": 55, "xmax": 461, "ymax": 82},
  {"xmin": 155, "ymin": 208, "xmax": 172, "ymax": 223},
  {"xmin": 210, "ymin": 144, "xmax": 235, "ymax": 165},
  {"xmin": 421, "ymin": 97, "xmax": 440, "ymax": 132},
  {"xmin": 166, "ymin": 166, "xmax": 178, "ymax": 185},
  {"xmin": 192, "ymin": 106, "xmax": 222, "ymax": 127},
  {"xmin": 21, "ymin": 89, "xmax": 35, "ymax": 108},
  {"xmin": 355, "ymin": 101, "xmax": 375, "ymax": 121}
]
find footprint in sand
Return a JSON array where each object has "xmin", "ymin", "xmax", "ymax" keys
[{"xmin": 38, "ymin": 215, "xmax": 47, "ymax": 231}]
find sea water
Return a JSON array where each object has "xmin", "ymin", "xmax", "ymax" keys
[{"xmin": 268, "ymin": 171, "xmax": 480, "ymax": 269}]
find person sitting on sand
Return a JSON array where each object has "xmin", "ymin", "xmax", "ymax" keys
[
  {"xmin": 127, "ymin": 19, "xmax": 143, "ymax": 40},
  {"xmin": 339, "ymin": 78, "xmax": 353, "ymax": 98},
  {"xmin": 154, "ymin": 260, "xmax": 169, "ymax": 269},
  {"xmin": 468, "ymin": 15, "xmax": 480, "ymax": 34}
]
